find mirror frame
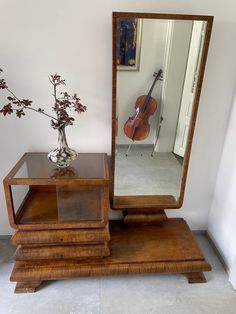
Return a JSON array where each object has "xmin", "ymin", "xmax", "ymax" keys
[{"xmin": 111, "ymin": 12, "xmax": 213, "ymax": 210}]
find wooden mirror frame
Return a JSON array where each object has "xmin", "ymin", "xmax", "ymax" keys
[{"xmin": 111, "ymin": 12, "xmax": 213, "ymax": 211}]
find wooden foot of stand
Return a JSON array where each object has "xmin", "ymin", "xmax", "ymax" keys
[
  {"xmin": 124, "ymin": 209, "xmax": 167, "ymax": 224},
  {"xmin": 183, "ymin": 272, "xmax": 207, "ymax": 284},
  {"xmin": 15, "ymin": 281, "xmax": 42, "ymax": 293}
]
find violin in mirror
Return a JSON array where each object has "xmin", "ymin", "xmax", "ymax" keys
[
  {"xmin": 111, "ymin": 12, "xmax": 213, "ymax": 212},
  {"xmin": 123, "ymin": 70, "xmax": 163, "ymax": 145}
]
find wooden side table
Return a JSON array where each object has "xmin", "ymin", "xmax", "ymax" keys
[
  {"xmin": 4, "ymin": 152, "xmax": 211, "ymax": 293},
  {"xmin": 4, "ymin": 152, "xmax": 110, "ymax": 293}
]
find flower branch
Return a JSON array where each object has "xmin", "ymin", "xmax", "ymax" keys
[{"xmin": 0, "ymin": 69, "xmax": 86, "ymax": 126}]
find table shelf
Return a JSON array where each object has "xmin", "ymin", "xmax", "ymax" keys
[{"xmin": 15, "ymin": 187, "xmax": 103, "ymax": 227}]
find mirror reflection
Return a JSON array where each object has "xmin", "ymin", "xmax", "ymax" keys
[{"xmin": 115, "ymin": 17, "xmax": 207, "ymax": 200}]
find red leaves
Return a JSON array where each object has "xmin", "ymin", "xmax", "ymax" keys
[
  {"xmin": 22, "ymin": 99, "xmax": 32, "ymax": 106},
  {"xmin": 0, "ymin": 78, "xmax": 7, "ymax": 89},
  {"xmin": 50, "ymin": 74, "xmax": 66, "ymax": 86},
  {"xmin": 49, "ymin": 74, "xmax": 87, "ymax": 126},
  {"xmin": 52, "ymin": 89, "xmax": 87, "ymax": 126},
  {"xmin": 0, "ymin": 103, "xmax": 13, "ymax": 115},
  {"xmin": 74, "ymin": 102, "xmax": 87, "ymax": 114},
  {"xmin": 0, "ymin": 69, "xmax": 7, "ymax": 89},
  {"xmin": 16, "ymin": 109, "xmax": 25, "ymax": 118},
  {"xmin": 0, "ymin": 69, "xmax": 86, "ymax": 125}
]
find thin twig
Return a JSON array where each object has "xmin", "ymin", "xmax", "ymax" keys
[{"xmin": 6, "ymin": 88, "xmax": 58, "ymax": 121}]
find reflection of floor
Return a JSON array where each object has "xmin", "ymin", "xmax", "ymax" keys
[{"xmin": 115, "ymin": 145, "xmax": 182, "ymax": 198}]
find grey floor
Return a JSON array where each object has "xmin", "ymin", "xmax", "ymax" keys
[
  {"xmin": 115, "ymin": 146, "xmax": 182, "ymax": 198},
  {"xmin": 0, "ymin": 235, "xmax": 236, "ymax": 314}
]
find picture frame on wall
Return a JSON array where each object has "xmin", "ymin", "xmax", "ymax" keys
[{"xmin": 117, "ymin": 18, "xmax": 142, "ymax": 71}]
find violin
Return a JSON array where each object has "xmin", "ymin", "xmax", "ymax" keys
[{"xmin": 123, "ymin": 69, "xmax": 163, "ymax": 141}]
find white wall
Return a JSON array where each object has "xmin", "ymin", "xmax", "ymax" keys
[
  {"xmin": 0, "ymin": 0, "xmax": 236, "ymax": 234},
  {"xmin": 207, "ymin": 92, "xmax": 236, "ymax": 287}
]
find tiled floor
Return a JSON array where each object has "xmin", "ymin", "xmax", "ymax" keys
[{"xmin": 0, "ymin": 235, "xmax": 235, "ymax": 314}]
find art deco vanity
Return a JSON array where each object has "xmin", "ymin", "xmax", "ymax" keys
[{"xmin": 3, "ymin": 12, "xmax": 213, "ymax": 293}]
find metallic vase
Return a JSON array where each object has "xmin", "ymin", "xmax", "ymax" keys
[{"xmin": 48, "ymin": 124, "xmax": 78, "ymax": 168}]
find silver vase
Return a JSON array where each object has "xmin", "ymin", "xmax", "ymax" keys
[{"xmin": 48, "ymin": 124, "xmax": 78, "ymax": 168}]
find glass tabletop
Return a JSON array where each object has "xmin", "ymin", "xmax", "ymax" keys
[{"xmin": 11, "ymin": 153, "xmax": 107, "ymax": 180}]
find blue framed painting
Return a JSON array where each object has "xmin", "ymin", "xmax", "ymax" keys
[{"xmin": 117, "ymin": 18, "xmax": 142, "ymax": 71}]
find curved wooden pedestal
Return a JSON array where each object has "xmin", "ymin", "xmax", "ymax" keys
[
  {"xmin": 10, "ymin": 219, "xmax": 211, "ymax": 293},
  {"xmin": 123, "ymin": 209, "xmax": 167, "ymax": 224}
]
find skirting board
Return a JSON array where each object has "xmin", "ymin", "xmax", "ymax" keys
[
  {"xmin": 206, "ymin": 231, "xmax": 236, "ymax": 290},
  {"xmin": 0, "ymin": 235, "xmax": 11, "ymax": 239},
  {"xmin": 229, "ymin": 262, "xmax": 236, "ymax": 290}
]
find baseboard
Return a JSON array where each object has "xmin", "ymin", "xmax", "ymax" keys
[
  {"xmin": 205, "ymin": 231, "xmax": 230, "ymax": 275},
  {"xmin": 0, "ymin": 235, "xmax": 11, "ymax": 239},
  {"xmin": 192, "ymin": 230, "xmax": 206, "ymax": 235},
  {"xmin": 229, "ymin": 263, "xmax": 236, "ymax": 289}
]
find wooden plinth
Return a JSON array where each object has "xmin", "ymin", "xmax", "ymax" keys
[
  {"xmin": 124, "ymin": 209, "xmax": 167, "ymax": 224},
  {"xmin": 10, "ymin": 219, "xmax": 211, "ymax": 292}
]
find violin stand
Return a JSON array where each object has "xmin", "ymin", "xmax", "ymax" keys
[{"xmin": 125, "ymin": 141, "xmax": 134, "ymax": 156}]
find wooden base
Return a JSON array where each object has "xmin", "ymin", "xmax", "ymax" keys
[
  {"xmin": 124, "ymin": 209, "xmax": 167, "ymax": 224},
  {"xmin": 15, "ymin": 281, "xmax": 42, "ymax": 293},
  {"xmin": 183, "ymin": 272, "xmax": 207, "ymax": 283},
  {"xmin": 10, "ymin": 219, "xmax": 211, "ymax": 292}
]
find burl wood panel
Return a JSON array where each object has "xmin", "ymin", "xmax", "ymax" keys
[
  {"xmin": 14, "ymin": 243, "xmax": 110, "ymax": 260},
  {"xmin": 11, "ymin": 219, "xmax": 211, "ymax": 292},
  {"xmin": 12, "ymin": 225, "xmax": 110, "ymax": 245},
  {"xmin": 124, "ymin": 209, "xmax": 167, "ymax": 224}
]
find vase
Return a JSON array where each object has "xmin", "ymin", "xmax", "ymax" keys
[{"xmin": 48, "ymin": 124, "xmax": 78, "ymax": 168}]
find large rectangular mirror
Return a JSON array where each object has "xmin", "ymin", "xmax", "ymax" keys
[{"xmin": 111, "ymin": 12, "xmax": 213, "ymax": 210}]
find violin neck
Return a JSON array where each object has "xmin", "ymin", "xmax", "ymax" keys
[
  {"xmin": 148, "ymin": 76, "xmax": 159, "ymax": 97},
  {"xmin": 141, "ymin": 71, "xmax": 162, "ymax": 113}
]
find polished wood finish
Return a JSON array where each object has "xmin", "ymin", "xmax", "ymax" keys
[
  {"xmin": 15, "ymin": 281, "xmax": 42, "ymax": 293},
  {"xmin": 15, "ymin": 187, "xmax": 105, "ymax": 228},
  {"xmin": 12, "ymin": 225, "xmax": 110, "ymax": 245},
  {"xmin": 10, "ymin": 219, "xmax": 211, "ymax": 291},
  {"xmin": 114, "ymin": 195, "xmax": 178, "ymax": 209},
  {"xmin": 4, "ymin": 153, "xmax": 111, "ymax": 292},
  {"xmin": 4, "ymin": 154, "xmax": 211, "ymax": 292},
  {"xmin": 14, "ymin": 243, "xmax": 110, "ymax": 260},
  {"xmin": 4, "ymin": 153, "xmax": 109, "ymax": 230},
  {"xmin": 124, "ymin": 209, "xmax": 167, "ymax": 224},
  {"xmin": 111, "ymin": 12, "xmax": 214, "ymax": 210},
  {"xmin": 183, "ymin": 272, "xmax": 207, "ymax": 284}
]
